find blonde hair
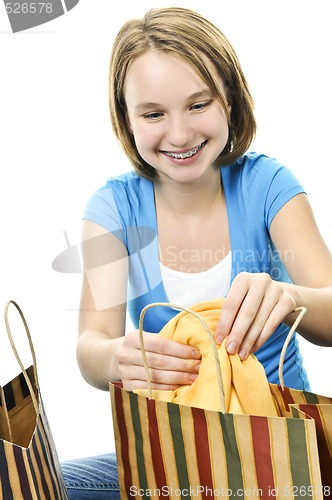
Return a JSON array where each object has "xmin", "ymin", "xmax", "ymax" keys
[{"xmin": 109, "ymin": 7, "xmax": 256, "ymax": 180}]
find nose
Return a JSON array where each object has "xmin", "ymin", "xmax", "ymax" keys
[{"xmin": 165, "ymin": 114, "xmax": 192, "ymax": 148}]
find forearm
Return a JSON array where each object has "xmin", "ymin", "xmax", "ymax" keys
[
  {"xmin": 283, "ymin": 283, "xmax": 332, "ymax": 346},
  {"xmin": 76, "ymin": 330, "xmax": 124, "ymax": 391}
]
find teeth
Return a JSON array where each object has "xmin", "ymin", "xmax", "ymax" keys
[{"xmin": 164, "ymin": 142, "xmax": 203, "ymax": 159}]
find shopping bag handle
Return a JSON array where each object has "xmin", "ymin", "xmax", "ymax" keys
[
  {"xmin": 3, "ymin": 300, "xmax": 39, "ymax": 414},
  {"xmin": 278, "ymin": 306, "xmax": 307, "ymax": 390},
  {"xmin": 138, "ymin": 302, "xmax": 226, "ymax": 413}
]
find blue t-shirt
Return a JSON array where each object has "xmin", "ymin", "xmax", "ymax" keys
[{"xmin": 84, "ymin": 152, "xmax": 310, "ymax": 390}]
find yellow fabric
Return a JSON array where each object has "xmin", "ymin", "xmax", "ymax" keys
[{"xmin": 136, "ymin": 299, "xmax": 279, "ymax": 416}]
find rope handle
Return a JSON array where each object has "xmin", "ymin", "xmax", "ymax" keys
[
  {"xmin": 3, "ymin": 300, "xmax": 39, "ymax": 415},
  {"xmin": 139, "ymin": 302, "xmax": 307, "ymax": 404},
  {"xmin": 278, "ymin": 306, "xmax": 307, "ymax": 389},
  {"xmin": 138, "ymin": 302, "xmax": 226, "ymax": 413}
]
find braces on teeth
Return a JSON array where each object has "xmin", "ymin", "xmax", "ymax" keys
[{"xmin": 165, "ymin": 143, "xmax": 203, "ymax": 159}]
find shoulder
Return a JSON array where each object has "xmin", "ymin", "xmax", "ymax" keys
[
  {"xmin": 88, "ymin": 171, "xmax": 151, "ymax": 208},
  {"xmin": 83, "ymin": 171, "xmax": 153, "ymax": 231},
  {"xmin": 223, "ymin": 152, "xmax": 305, "ymax": 227},
  {"xmin": 225, "ymin": 151, "xmax": 293, "ymax": 182},
  {"xmin": 224, "ymin": 151, "xmax": 304, "ymax": 193},
  {"xmin": 99, "ymin": 171, "xmax": 146, "ymax": 195}
]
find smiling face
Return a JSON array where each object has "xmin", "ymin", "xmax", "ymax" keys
[{"xmin": 124, "ymin": 50, "xmax": 231, "ymax": 185}]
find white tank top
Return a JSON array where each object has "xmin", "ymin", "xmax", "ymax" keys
[{"xmin": 160, "ymin": 252, "xmax": 232, "ymax": 307}]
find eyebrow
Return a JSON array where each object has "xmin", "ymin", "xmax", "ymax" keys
[{"xmin": 135, "ymin": 89, "xmax": 214, "ymax": 111}]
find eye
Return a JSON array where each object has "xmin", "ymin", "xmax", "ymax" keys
[
  {"xmin": 143, "ymin": 111, "xmax": 164, "ymax": 121},
  {"xmin": 190, "ymin": 101, "xmax": 211, "ymax": 112}
]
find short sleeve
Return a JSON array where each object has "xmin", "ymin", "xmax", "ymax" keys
[
  {"xmin": 263, "ymin": 162, "xmax": 306, "ymax": 228},
  {"xmin": 241, "ymin": 153, "xmax": 306, "ymax": 230},
  {"xmin": 83, "ymin": 182, "xmax": 125, "ymax": 244}
]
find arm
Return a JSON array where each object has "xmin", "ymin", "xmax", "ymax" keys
[
  {"xmin": 270, "ymin": 193, "xmax": 332, "ymax": 344},
  {"xmin": 76, "ymin": 220, "xmax": 201, "ymax": 391},
  {"xmin": 76, "ymin": 219, "xmax": 129, "ymax": 390},
  {"xmin": 215, "ymin": 193, "xmax": 332, "ymax": 357}
]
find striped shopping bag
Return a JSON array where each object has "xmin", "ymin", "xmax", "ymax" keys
[
  {"xmin": 111, "ymin": 383, "xmax": 328, "ymax": 499},
  {"xmin": 110, "ymin": 303, "xmax": 331, "ymax": 500},
  {"xmin": 270, "ymin": 384, "xmax": 332, "ymax": 497},
  {"xmin": 0, "ymin": 301, "xmax": 68, "ymax": 499}
]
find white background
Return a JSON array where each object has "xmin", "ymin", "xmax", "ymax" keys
[{"xmin": 0, "ymin": 0, "xmax": 331, "ymax": 461}]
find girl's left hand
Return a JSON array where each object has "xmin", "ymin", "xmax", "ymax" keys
[{"xmin": 214, "ymin": 272, "xmax": 296, "ymax": 359}]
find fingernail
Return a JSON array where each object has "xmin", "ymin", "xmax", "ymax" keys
[
  {"xmin": 227, "ymin": 341, "xmax": 237, "ymax": 354},
  {"xmin": 192, "ymin": 350, "xmax": 201, "ymax": 359},
  {"xmin": 190, "ymin": 373, "xmax": 198, "ymax": 381},
  {"xmin": 216, "ymin": 335, "xmax": 223, "ymax": 345},
  {"xmin": 239, "ymin": 348, "xmax": 247, "ymax": 361},
  {"xmin": 194, "ymin": 363, "xmax": 201, "ymax": 373}
]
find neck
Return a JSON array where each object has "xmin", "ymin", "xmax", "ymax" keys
[{"xmin": 153, "ymin": 167, "xmax": 222, "ymax": 216}]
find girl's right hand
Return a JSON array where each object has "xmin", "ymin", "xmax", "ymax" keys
[{"xmin": 116, "ymin": 329, "xmax": 201, "ymax": 391}]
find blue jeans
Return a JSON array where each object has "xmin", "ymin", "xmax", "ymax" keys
[{"xmin": 61, "ymin": 453, "xmax": 120, "ymax": 499}]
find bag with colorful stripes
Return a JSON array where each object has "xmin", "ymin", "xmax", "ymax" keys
[
  {"xmin": 0, "ymin": 301, "xmax": 68, "ymax": 499},
  {"xmin": 270, "ymin": 384, "xmax": 332, "ymax": 498},
  {"xmin": 110, "ymin": 303, "xmax": 332, "ymax": 500}
]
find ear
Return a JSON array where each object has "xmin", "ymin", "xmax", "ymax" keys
[
  {"xmin": 224, "ymin": 90, "xmax": 232, "ymax": 115},
  {"xmin": 125, "ymin": 112, "xmax": 134, "ymax": 134},
  {"xmin": 224, "ymin": 95, "xmax": 232, "ymax": 122}
]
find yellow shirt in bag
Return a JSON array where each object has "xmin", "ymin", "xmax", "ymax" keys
[{"xmin": 135, "ymin": 299, "xmax": 279, "ymax": 416}]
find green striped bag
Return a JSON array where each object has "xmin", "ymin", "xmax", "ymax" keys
[
  {"xmin": 111, "ymin": 384, "xmax": 328, "ymax": 500},
  {"xmin": 270, "ymin": 384, "xmax": 332, "ymax": 498},
  {"xmin": 110, "ymin": 304, "xmax": 331, "ymax": 500},
  {"xmin": 0, "ymin": 301, "xmax": 68, "ymax": 499}
]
